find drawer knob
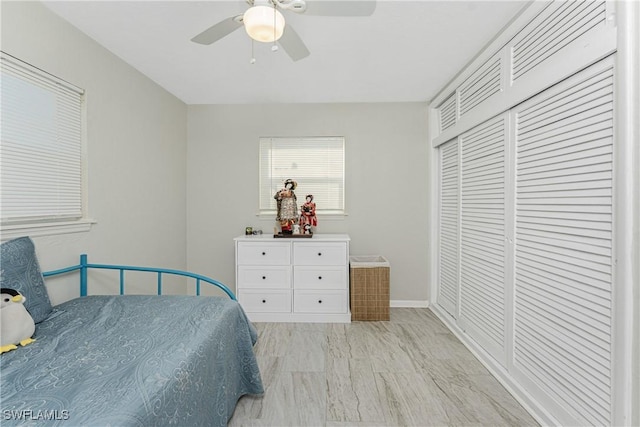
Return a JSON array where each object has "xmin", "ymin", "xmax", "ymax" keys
[
  {"xmin": 318, "ymin": 252, "xmax": 322, "ymax": 256},
  {"xmin": 318, "ymin": 276, "xmax": 322, "ymax": 280},
  {"xmin": 262, "ymin": 276, "xmax": 266, "ymax": 280},
  {"xmin": 318, "ymin": 300, "xmax": 323, "ymax": 304},
  {"xmin": 262, "ymin": 299, "xmax": 266, "ymax": 303},
  {"xmin": 262, "ymin": 252, "xmax": 266, "ymax": 255}
]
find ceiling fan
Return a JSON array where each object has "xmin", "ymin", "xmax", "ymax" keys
[{"xmin": 190, "ymin": 0, "xmax": 377, "ymax": 62}]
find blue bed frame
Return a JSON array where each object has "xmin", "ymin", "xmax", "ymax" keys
[
  {"xmin": 42, "ymin": 254, "xmax": 236, "ymax": 300},
  {"xmin": 3, "ymin": 254, "xmax": 262, "ymax": 427}
]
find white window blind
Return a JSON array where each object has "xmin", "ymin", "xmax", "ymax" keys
[
  {"xmin": 259, "ymin": 137, "xmax": 345, "ymax": 214},
  {"xmin": 0, "ymin": 52, "xmax": 85, "ymax": 225}
]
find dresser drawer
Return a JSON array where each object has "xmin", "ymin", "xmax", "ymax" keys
[
  {"xmin": 239, "ymin": 289, "xmax": 292, "ymax": 312},
  {"xmin": 238, "ymin": 266, "xmax": 291, "ymax": 289},
  {"xmin": 293, "ymin": 242, "xmax": 347, "ymax": 266},
  {"xmin": 294, "ymin": 290, "xmax": 348, "ymax": 314},
  {"xmin": 293, "ymin": 266, "xmax": 346, "ymax": 290},
  {"xmin": 237, "ymin": 242, "xmax": 291, "ymax": 265}
]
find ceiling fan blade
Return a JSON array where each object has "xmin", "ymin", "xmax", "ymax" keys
[
  {"xmin": 278, "ymin": 25, "xmax": 310, "ymax": 61},
  {"xmin": 303, "ymin": 1, "xmax": 376, "ymax": 16},
  {"xmin": 191, "ymin": 16, "xmax": 243, "ymax": 45}
]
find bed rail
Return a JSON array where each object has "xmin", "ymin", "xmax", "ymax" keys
[{"xmin": 42, "ymin": 254, "xmax": 236, "ymax": 300}]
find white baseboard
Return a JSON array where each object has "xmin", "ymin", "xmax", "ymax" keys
[{"xmin": 390, "ymin": 300, "xmax": 430, "ymax": 308}]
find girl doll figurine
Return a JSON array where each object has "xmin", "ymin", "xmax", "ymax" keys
[
  {"xmin": 274, "ymin": 179, "xmax": 298, "ymax": 234},
  {"xmin": 299, "ymin": 194, "xmax": 317, "ymax": 233}
]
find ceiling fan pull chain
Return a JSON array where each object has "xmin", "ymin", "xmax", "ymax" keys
[
  {"xmin": 272, "ymin": 4, "xmax": 279, "ymax": 52},
  {"xmin": 250, "ymin": 39, "xmax": 256, "ymax": 64}
]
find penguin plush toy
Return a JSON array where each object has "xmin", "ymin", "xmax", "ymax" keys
[{"xmin": 0, "ymin": 288, "xmax": 36, "ymax": 354}]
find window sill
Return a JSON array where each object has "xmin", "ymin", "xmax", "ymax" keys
[
  {"xmin": 256, "ymin": 212, "xmax": 349, "ymax": 220},
  {"xmin": 1, "ymin": 219, "xmax": 96, "ymax": 241}
]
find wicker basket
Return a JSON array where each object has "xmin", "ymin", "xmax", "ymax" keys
[{"xmin": 349, "ymin": 256, "xmax": 390, "ymax": 321}]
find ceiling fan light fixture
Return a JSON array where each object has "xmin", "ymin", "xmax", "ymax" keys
[{"xmin": 243, "ymin": 6, "xmax": 285, "ymax": 43}]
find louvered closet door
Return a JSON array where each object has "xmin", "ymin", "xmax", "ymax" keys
[
  {"xmin": 438, "ymin": 93, "xmax": 457, "ymax": 133},
  {"xmin": 437, "ymin": 139, "xmax": 459, "ymax": 318},
  {"xmin": 459, "ymin": 115, "xmax": 507, "ymax": 364},
  {"xmin": 511, "ymin": 0, "xmax": 607, "ymax": 82},
  {"xmin": 513, "ymin": 56, "xmax": 614, "ymax": 426}
]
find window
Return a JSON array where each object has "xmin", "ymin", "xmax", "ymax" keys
[
  {"xmin": 0, "ymin": 52, "xmax": 90, "ymax": 238},
  {"xmin": 259, "ymin": 137, "xmax": 345, "ymax": 215}
]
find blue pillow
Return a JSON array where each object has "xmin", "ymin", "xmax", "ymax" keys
[{"xmin": 0, "ymin": 237, "xmax": 52, "ymax": 323}]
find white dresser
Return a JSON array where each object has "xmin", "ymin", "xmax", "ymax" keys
[{"xmin": 234, "ymin": 234, "xmax": 350, "ymax": 322}]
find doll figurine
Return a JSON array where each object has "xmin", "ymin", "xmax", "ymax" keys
[
  {"xmin": 299, "ymin": 194, "xmax": 317, "ymax": 233},
  {"xmin": 274, "ymin": 179, "xmax": 298, "ymax": 234},
  {"xmin": 303, "ymin": 223, "xmax": 313, "ymax": 235}
]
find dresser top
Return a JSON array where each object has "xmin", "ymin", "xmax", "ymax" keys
[{"xmin": 235, "ymin": 233, "xmax": 350, "ymax": 242}]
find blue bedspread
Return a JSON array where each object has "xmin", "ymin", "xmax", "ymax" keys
[{"xmin": 0, "ymin": 295, "xmax": 263, "ymax": 426}]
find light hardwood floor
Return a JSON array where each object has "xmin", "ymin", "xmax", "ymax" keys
[{"xmin": 229, "ymin": 308, "xmax": 538, "ymax": 427}]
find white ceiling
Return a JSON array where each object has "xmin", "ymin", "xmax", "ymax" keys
[{"xmin": 42, "ymin": 0, "xmax": 528, "ymax": 105}]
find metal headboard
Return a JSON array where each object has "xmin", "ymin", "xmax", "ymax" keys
[{"xmin": 42, "ymin": 254, "xmax": 236, "ymax": 300}]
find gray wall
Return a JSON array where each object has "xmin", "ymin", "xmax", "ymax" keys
[
  {"xmin": 2, "ymin": 2, "xmax": 432, "ymax": 305},
  {"xmin": 187, "ymin": 103, "xmax": 431, "ymax": 302},
  {"xmin": 1, "ymin": 2, "xmax": 188, "ymax": 303}
]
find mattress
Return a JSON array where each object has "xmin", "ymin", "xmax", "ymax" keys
[{"xmin": 0, "ymin": 295, "xmax": 263, "ymax": 426}]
